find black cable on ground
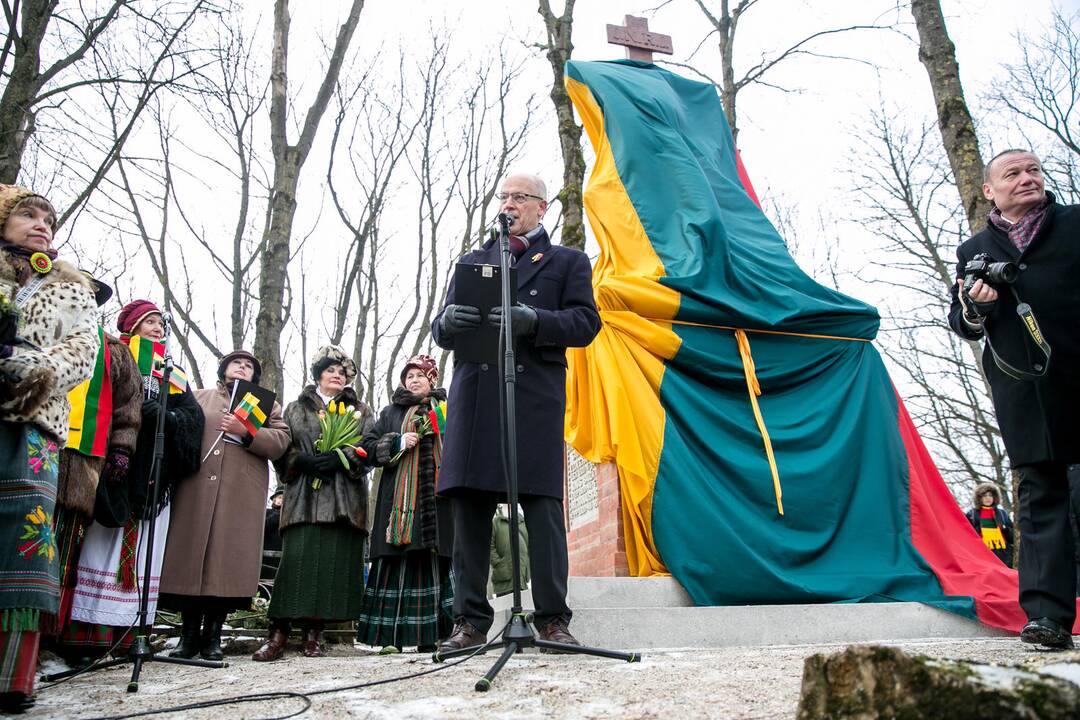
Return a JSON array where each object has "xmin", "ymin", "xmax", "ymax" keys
[{"xmin": 81, "ymin": 628, "xmax": 506, "ymax": 720}]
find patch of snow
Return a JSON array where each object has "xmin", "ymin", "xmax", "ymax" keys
[{"xmin": 1039, "ymin": 663, "xmax": 1080, "ymax": 687}]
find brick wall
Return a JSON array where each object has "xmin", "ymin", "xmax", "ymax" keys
[{"xmin": 565, "ymin": 463, "xmax": 630, "ymax": 576}]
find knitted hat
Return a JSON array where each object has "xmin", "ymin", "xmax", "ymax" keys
[
  {"xmin": 116, "ymin": 299, "xmax": 161, "ymax": 335},
  {"xmin": 310, "ymin": 344, "xmax": 356, "ymax": 383},
  {"xmin": 218, "ymin": 349, "xmax": 262, "ymax": 385},
  {"xmin": 399, "ymin": 354, "xmax": 438, "ymax": 387},
  {"xmin": 0, "ymin": 184, "xmax": 41, "ymax": 229}
]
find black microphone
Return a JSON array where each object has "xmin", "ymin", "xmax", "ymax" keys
[{"xmin": 497, "ymin": 212, "xmax": 516, "ymax": 229}]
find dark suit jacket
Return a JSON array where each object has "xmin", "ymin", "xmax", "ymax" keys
[
  {"xmin": 433, "ymin": 229, "xmax": 601, "ymax": 498},
  {"xmin": 948, "ymin": 195, "xmax": 1080, "ymax": 466}
]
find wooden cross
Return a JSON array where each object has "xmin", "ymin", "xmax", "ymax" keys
[{"xmin": 606, "ymin": 15, "xmax": 673, "ymax": 63}]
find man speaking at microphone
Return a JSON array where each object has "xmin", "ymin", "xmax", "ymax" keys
[{"xmin": 432, "ymin": 172, "xmax": 601, "ymax": 651}]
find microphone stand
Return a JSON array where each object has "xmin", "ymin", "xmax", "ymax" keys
[
  {"xmin": 43, "ymin": 316, "xmax": 225, "ymax": 691},
  {"xmin": 435, "ymin": 216, "xmax": 639, "ymax": 691}
]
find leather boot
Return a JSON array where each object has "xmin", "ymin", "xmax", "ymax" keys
[
  {"xmin": 301, "ymin": 622, "xmax": 325, "ymax": 658},
  {"xmin": 169, "ymin": 612, "xmax": 203, "ymax": 659},
  {"xmin": 252, "ymin": 624, "xmax": 289, "ymax": 662},
  {"xmin": 200, "ymin": 612, "xmax": 226, "ymax": 661}
]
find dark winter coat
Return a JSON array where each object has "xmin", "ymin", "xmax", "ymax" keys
[
  {"xmin": 965, "ymin": 505, "xmax": 1014, "ymax": 568},
  {"xmin": 948, "ymin": 195, "xmax": 1080, "ymax": 466},
  {"xmin": 275, "ymin": 385, "xmax": 374, "ymax": 532},
  {"xmin": 126, "ymin": 379, "xmax": 204, "ymax": 519},
  {"xmin": 432, "ymin": 229, "xmax": 601, "ymax": 498},
  {"xmin": 57, "ymin": 332, "xmax": 143, "ymax": 517},
  {"xmin": 362, "ymin": 386, "xmax": 452, "ymax": 560}
]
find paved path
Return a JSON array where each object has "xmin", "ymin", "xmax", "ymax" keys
[{"xmin": 31, "ymin": 637, "xmax": 1070, "ymax": 719}]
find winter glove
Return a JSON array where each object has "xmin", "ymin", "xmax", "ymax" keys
[
  {"xmin": 488, "ymin": 303, "xmax": 538, "ymax": 338},
  {"xmin": 438, "ymin": 304, "xmax": 481, "ymax": 337},
  {"xmin": 312, "ymin": 452, "xmax": 345, "ymax": 474},
  {"xmin": 101, "ymin": 450, "xmax": 131, "ymax": 484},
  {"xmin": 292, "ymin": 452, "xmax": 319, "ymax": 474},
  {"xmin": 141, "ymin": 397, "xmax": 161, "ymax": 419}
]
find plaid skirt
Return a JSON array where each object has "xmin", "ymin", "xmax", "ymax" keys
[
  {"xmin": 0, "ymin": 630, "xmax": 39, "ymax": 695},
  {"xmin": 355, "ymin": 552, "xmax": 454, "ymax": 650}
]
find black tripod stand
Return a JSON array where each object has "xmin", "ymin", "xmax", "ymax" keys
[
  {"xmin": 434, "ymin": 214, "xmax": 641, "ymax": 691},
  {"xmin": 43, "ymin": 316, "xmax": 225, "ymax": 691}
]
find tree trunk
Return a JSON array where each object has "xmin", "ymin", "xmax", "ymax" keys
[
  {"xmin": 253, "ymin": 0, "xmax": 365, "ymax": 395},
  {"xmin": 537, "ymin": 0, "xmax": 585, "ymax": 251},
  {"xmin": 0, "ymin": 0, "xmax": 55, "ymax": 183},
  {"xmin": 910, "ymin": 0, "xmax": 989, "ymax": 233}
]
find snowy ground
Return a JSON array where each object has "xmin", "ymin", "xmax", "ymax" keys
[{"xmin": 28, "ymin": 637, "xmax": 1070, "ymax": 719}]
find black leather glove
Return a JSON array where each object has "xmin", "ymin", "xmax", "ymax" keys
[
  {"xmin": 292, "ymin": 452, "xmax": 319, "ymax": 474},
  {"xmin": 488, "ymin": 303, "xmax": 538, "ymax": 338},
  {"xmin": 312, "ymin": 451, "xmax": 344, "ymax": 474},
  {"xmin": 439, "ymin": 304, "xmax": 481, "ymax": 337}
]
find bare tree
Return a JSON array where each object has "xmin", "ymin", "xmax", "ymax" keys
[
  {"xmin": 252, "ymin": 0, "xmax": 365, "ymax": 395},
  {"xmin": 910, "ymin": 0, "xmax": 988, "ymax": 233},
  {"xmin": 667, "ymin": 1, "xmax": 884, "ymax": 145},
  {"xmin": 986, "ymin": 7, "xmax": 1079, "ymax": 204},
  {"xmin": 851, "ymin": 107, "xmax": 1009, "ymax": 505},
  {"xmin": 537, "ymin": 0, "xmax": 586, "ymax": 251}
]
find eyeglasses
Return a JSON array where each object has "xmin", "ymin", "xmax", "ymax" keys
[{"xmin": 495, "ymin": 192, "xmax": 545, "ymax": 203}]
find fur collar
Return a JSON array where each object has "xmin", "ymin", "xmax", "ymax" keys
[
  {"xmin": 0, "ymin": 251, "xmax": 94, "ymax": 290},
  {"xmin": 298, "ymin": 383, "xmax": 360, "ymax": 412},
  {"xmin": 391, "ymin": 386, "xmax": 447, "ymax": 407}
]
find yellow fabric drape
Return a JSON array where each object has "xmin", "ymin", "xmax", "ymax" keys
[{"xmin": 564, "ymin": 76, "xmax": 681, "ymax": 577}]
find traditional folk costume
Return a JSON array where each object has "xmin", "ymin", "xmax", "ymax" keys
[
  {"xmin": 0, "ymin": 184, "xmax": 98, "ymax": 707},
  {"xmin": 357, "ymin": 355, "xmax": 453, "ymax": 652},
  {"xmin": 62, "ymin": 301, "xmax": 204, "ymax": 656}
]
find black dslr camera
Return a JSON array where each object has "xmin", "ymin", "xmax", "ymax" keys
[{"xmin": 962, "ymin": 253, "xmax": 1018, "ymax": 295}]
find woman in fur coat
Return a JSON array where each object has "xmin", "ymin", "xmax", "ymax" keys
[
  {"xmin": 63, "ymin": 300, "xmax": 204, "ymax": 658},
  {"xmin": 252, "ymin": 345, "xmax": 373, "ymax": 662},
  {"xmin": 356, "ymin": 355, "xmax": 453, "ymax": 653},
  {"xmin": 0, "ymin": 185, "xmax": 98, "ymax": 712},
  {"xmin": 48, "ymin": 277, "xmax": 143, "ymax": 665}
]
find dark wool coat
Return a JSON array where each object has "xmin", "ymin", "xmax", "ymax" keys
[
  {"xmin": 948, "ymin": 195, "xmax": 1080, "ymax": 466},
  {"xmin": 275, "ymin": 385, "xmax": 374, "ymax": 532},
  {"xmin": 57, "ymin": 333, "xmax": 143, "ymax": 517},
  {"xmin": 160, "ymin": 382, "xmax": 291, "ymax": 599},
  {"xmin": 128, "ymin": 381, "xmax": 205, "ymax": 519},
  {"xmin": 362, "ymin": 386, "xmax": 452, "ymax": 560},
  {"xmin": 432, "ymin": 229, "xmax": 601, "ymax": 498}
]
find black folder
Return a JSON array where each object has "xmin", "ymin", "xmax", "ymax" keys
[{"xmin": 453, "ymin": 262, "xmax": 517, "ymax": 364}]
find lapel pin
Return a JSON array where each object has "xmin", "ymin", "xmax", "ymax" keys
[{"xmin": 531, "ymin": 252, "xmax": 543, "ymax": 263}]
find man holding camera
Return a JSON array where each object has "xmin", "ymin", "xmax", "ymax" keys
[{"xmin": 949, "ymin": 149, "xmax": 1080, "ymax": 650}]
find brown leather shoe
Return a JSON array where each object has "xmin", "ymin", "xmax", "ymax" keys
[
  {"xmin": 537, "ymin": 618, "xmax": 580, "ymax": 653},
  {"xmin": 252, "ymin": 627, "xmax": 287, "ymax": 662},
  {"xmin": 438, "ymin": 619, "xmax": 486, "ymax": 652},
  {"xmin": 301, "ymin": 627, "xmax": 325, "ymax": 657}
]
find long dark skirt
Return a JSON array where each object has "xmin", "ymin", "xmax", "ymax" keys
[
  {"xmin": 269, "ymin": 523, "xmax": 365, "ymax": 622},
  {"xmin": 355, "ymin": 552, "xmax": 454, "ymax": 650}
]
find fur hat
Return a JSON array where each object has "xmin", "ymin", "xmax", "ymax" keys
[
  {"xmin": 972, "ymin": 482, "xmax": 1002, "ymax": 508},
  {"xmin": 310, "ymin": 344, "xmax": 356, "ymax": 383},
  {"xmin": 117, "ymin": 299, "xmax": 161, "ymax": 335},
  {"xmin": 399, "ymin": 354, "xmax": 438, "ymax": 387},
  {"xmin": 218, "ymin": 349, "xmax": 262, "ymax": 385}
]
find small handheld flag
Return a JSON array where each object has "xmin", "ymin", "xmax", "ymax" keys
[
  {"xmin": 233, "ymin": 392, "xmax": 267, "ymax": 437},
  {"xmin": 428, "ymin": 400, "xmax": 446, "ymax": 436}
]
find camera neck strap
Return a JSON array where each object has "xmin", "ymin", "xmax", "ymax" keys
[{"xmin": 984, "ymin": 286, "xmax": 1051, "ymax": 381}]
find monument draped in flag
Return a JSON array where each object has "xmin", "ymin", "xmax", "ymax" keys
[{"xmin": 562, "ymin": 59, "xmax": 1056, "ymax": 633}]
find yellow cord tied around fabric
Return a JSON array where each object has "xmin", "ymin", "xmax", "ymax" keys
[{"xmin": 734, "ymin": 329, "xmax": 784, "ymax": 516}]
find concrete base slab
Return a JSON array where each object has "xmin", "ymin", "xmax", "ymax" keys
[{"xmin": 489, "ymin": 576, "xmax": 1010, "ymax": 649}]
